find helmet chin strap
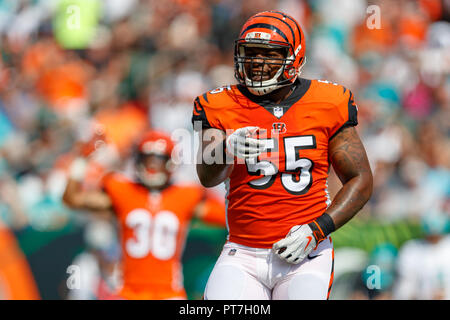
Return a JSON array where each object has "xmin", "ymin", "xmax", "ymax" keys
[
  {"xmin": 297, "ymin": 56, "xmax": 306, "ymax": 76},
  {"xmin": 143, "ymin": 173, "xmax": 168, "ymax": 188},
  {"xmin": 244, "ymin": 65, "xmax": 286, "ymax": 96},
  {"xmin": 240, "ymin": 51, "xmax": 305, "ymax": 96},
  {"xmin": 137, "ymin": 166, "xmax": 169, "ymax": 189},
  {"xmin": 247, "ymin": 80, "xmax": 291, "ymax": 96}
]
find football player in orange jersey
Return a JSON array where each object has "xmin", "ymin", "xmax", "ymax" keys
[
  {"xmin": 63, "ymin": 130, "xmax": 226, "ymax": 300},
  {"xmin": 192, "ymin": 11, "xmax": 373, "ymax": 299}
]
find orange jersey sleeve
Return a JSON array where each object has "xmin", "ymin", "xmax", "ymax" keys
[
  {"xmin": 101, "ymin": 172, "xmax": 136, "ymax": 220},
  {"xmin": 192, "ymin": 85, "xmax": 243, "ymax": 132},
  {"xmin": 310, "ymin": 81, "xmax": 358, "ymax": 139},
  {"xmin": 197, "ymin": 190, "xmax": 227, "ymax": 227},
  {"xmin": 191, "ymin": 79, "xmax": 358, "ymax": 248}
]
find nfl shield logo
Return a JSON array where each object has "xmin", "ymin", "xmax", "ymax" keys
[{"xmin": 273, "ymin": 106, "xmax": 284, "ymax": 118}]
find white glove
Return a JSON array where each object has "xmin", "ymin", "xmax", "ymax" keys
[
  {"xmin": 273, "ymin": 225, "xmax": 317, "ymax": 264},
  {"xmin": 226, "ymin": 126, "xmax": 266, "ymax": 160}
]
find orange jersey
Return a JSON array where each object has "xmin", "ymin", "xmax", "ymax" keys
[
  {"xmin": 0, "ymin": 224, "xmax": 41, "ymax": 300},
  {"xmin": 102, "ymin": 173, "xmax": 225, "ymax": 299},
  {"xmin": 192, "ymin": 78, "xmax": 358, "ymax": 248}
]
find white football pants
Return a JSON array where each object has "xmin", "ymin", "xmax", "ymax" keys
[{"xmin": 204, "ymin": 237, "xmax": 334, "ymax": 300}]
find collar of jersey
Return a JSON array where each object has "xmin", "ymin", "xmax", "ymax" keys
[{"xmin": 236, "ymin": 78, "xmax": 311, "ymax": 119}]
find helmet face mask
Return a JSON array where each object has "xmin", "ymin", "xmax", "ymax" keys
[
  {"xmin": 135, "ymin": 153, "xmax": 172, "ymax": 190},
  {"xmin": 134, "ymin": 131, "xmax": 175, "ymax": 190},
  {"xmin": 234, "ymin": 11, "xmax": 306, "ymax": 96},
  {"xmin": 235, "ymin": 42, "xmax": 295, "ymax": 95}
]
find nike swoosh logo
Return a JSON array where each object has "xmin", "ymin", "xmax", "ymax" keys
[
  {"xmin": 304, "ymin": 236, "xmax": 313, "ymax": 252},
  {"xmin": 307, "ymin": 253, "xmax": 322, "ymax": 260}
]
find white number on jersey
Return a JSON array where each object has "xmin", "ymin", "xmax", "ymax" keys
[
  {"xmin": 125, "ymin": 209, "xmax": 179, "ymax": 260},
  {"xmin": 246, "ymin": 138, "xmax": 277, "ymax": 189},
  {"xmin": 245, "ymin": 135, "xmax": 316, "ymax": 195},
  {"xmin": 281, "ymin": 136, "xmax": 315, "ymax": 195}
]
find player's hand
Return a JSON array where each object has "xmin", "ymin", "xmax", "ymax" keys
[
  {"xmin": 77, "ymin": 125, "xmax": 107, "ymax": 158},
  {"xmin": 273, "ymin": 214, "xmax": 334, "ymax": 264},
  {"xmin": 273, "ymin": 224, "xmax": 317, "ymax": 264},
  {"xmin": 226, "ymin": 126, "xmax": 266, "ymax": 160}
]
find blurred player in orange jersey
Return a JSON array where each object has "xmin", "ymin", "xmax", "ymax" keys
[
  {"xmin": 193, "ymin": 11, "xmax": 373, "ymax": 300},
  {"xmin": 0, "ymin": 221, "xmax": 41, "ymax": 300},
  {"xmin": 63, "ymin": 130, "xmax": 226, "ymax": 300}
]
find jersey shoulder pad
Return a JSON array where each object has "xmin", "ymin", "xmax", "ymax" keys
[
  {"xmin": 102, "ymin": 171, "xmax": 132, "ymax": 193},
  {"xmin": 172, "ymin": 183, "xmax": 205, "ymax": 198},
  {"xmin": 165, "ymin": 183, "xmax": 206, "ymax": 212},
  {"xmin": 310, "ymin": 80, "xmax": 358, "ymax": 138},
  {"xmin": 310, "ymin": 79, "xmax": 352, "ymax": 105},
  {"xmin": 196, "ymin": 85, "xmax": 237, "ymax": 109},
  {"xmin": 192, "ymin": 85, "xmax": 236, "ymax": 131}
]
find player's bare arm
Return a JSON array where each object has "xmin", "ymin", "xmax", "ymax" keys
[
  {"xmin": 63, "ymin": 177, "xmax": 112, "ymax": 212},
  {"xmin": 274, "ymin": 125, "xmax": 372, "ymax": 264},
  {"xmin": 326, "ymin": 125, "xmax": 373, "ymax": 229},
  {"xmin": 62, "ymin": 129, "xmax": 115, "ymax": 212},
  {"xmin": 196, "ymin": 128, "xmax": 234, "ymax": 188}
]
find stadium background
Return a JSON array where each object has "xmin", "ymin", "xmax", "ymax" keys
[{"xmin": 0, "ymin": 0, "xmax": 449, "ymax": 300}]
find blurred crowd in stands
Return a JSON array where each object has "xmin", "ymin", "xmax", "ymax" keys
[{"xmin": 0, "ymin": 0, "xmax": 449, "ymax": 300}]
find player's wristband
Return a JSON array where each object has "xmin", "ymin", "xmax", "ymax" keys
[
  {"xmin": 69, "ymin": 157, "xmax": 88, "ymax": 181},
  {"xmin": 308, "ymin": 213, "xmax": 336, "ymax": 241}
]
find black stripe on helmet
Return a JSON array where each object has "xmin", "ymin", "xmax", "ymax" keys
[
  {"xmin": 253, "ymin": 15, "xmax": 296, "ymax": 48},
  {"xmin": 270, "ymin": 11, "xmax": 302, "ymax": 44},
  {"xmin": 240, "ymin": 23, "xmax": 289, "ymax": 42}
]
